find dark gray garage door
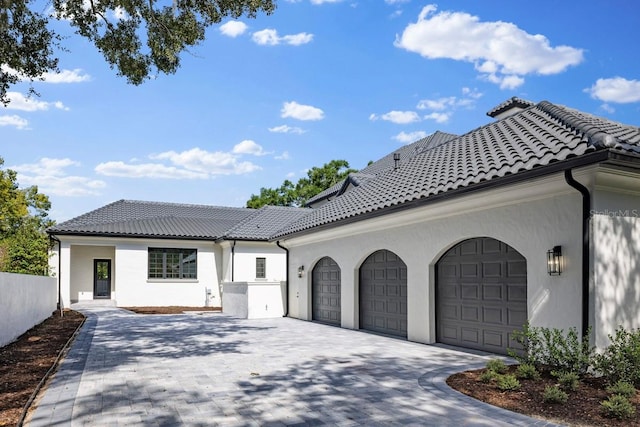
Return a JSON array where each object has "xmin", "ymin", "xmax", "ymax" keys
[
  {"xmin": 312, "ymin": 257, "xmax": 341, "ymax": 325},
  {"xmin": 359, "ymin": 250, "xmax": 407, "ymax": 338},
  {"xmin": 436, "ymin": 237, "xmax": 527, "ymax": 355}
]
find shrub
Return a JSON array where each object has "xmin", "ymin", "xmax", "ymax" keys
[
  {"xmin": 543, "ymin": 385, "xmax": 569, "ymax": 404},
  {"xmin": 496, "ymin": 374, "xmax": 521, "ymax": 391},
  {"xmin": 555, "ymin": 371, "xmax": 580, "ymax": 392},
  {"xmin": 516, "ymin": 363, "xmax": 540, "ymax": 380},
  {"xmin": 606, "ymin": 381, "xmax": 637, "ymax": 398},
  {"xmin": 479, "ymin": 369, "xmax": 498, "ymax": 383},
  {"xmin": 486, "ymin": 358, "xmax": 508, "ymax": 374},
  {"xmin": 509, "ymin": 323, "xmax": 593, "ymax": 375},
  {"xmin": 592, "ymin": 326, "xmax": 640, "ymax": 387},
  {"xmin": 601, "ymin": 394, "xmax": 636, "ymax": 419}
]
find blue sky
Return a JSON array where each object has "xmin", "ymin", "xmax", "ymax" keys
[{"xmin": 2, "ymin": 0, "xmax": 640, "ymax": 223}]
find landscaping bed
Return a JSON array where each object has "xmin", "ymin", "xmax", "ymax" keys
[
  {"xmin": 448, "ymin": 365, "xmax": 640, "ymax": 426},
  {"xmin": 0, "ymin": 310, "xmax": 85, "ymax": 427}
]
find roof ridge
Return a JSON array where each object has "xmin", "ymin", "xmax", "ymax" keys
[
  {"xmin": 537, "ymin": 101, "xmax": 620, "ymax": 149},
  {"xmin": 120, "ymin": 199, "xmax": 247, "ymax": 210}
]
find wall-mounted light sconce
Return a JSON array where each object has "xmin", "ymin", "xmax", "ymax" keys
[
  {"xmin": 297, "ymin": 265, "xmax": 304, "ymax": 278},
  {"xmin": 547, "ymin": 246, "xmax": 562, "ymax": 276}
]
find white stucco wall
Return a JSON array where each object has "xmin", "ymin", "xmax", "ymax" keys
[
  {"xmin": 232, "ymin": 242, "xmax": 287, "ymax": 282},
  {"xmin": 591, "ymin": 167, "xmax": 640, "ymax": 348},
  {"xmin": 282, "ymin": 173, "xmax": 585, "ymax": 346},
  {"xmin": 222, "ymin": 281, "xmax": 285, "ymax": 318},
  {"xmin": 0, "ymin": 272, "xmax": 57, "ymax": 347},
  {"xmin": 70, "ymin": 245, "xmax": 115, "ymax": 301},
  {"xmin": 51, "ymin": 236, "xmax": 222, "ymax": 307}
]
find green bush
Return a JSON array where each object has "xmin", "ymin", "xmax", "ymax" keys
[
  {"xmin": 543, "ymin": 385, "xmax": 569, "ymax": 404},
  {"xmin": 606, "ymin": 380, "xmax": 637, "ymax": 398},
  {"xmin": 496, "ymin": 374, "xmax": 521, "ymax": 391},
  {"xmin": 515, "ymin": 363, "xmax": 540, "ymax": 380},
  {"xmin": 555, "ymin": 371, "xmax": 580, "ymax": 392},
  {"xmin": 509, "ymin": 323, "xmax": 593, "ymax": 375},
  {"xmin": 479, "ymin": 369, "xmax": 498, "ymax": 383},
  {"xmin": 601, "ymin": 394, "xmax": 636, "ymax": 419},
  {"xmin": 486, "ymin": 358, "xmax": 508, "ymax": 374},
  {"xmin": 592, "ymin": 326, "xmax": 640, "ymax": 387}
]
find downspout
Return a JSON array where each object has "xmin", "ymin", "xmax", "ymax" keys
[
  {"xmin": 231, "ymin": 240, "xmax": 236, "ymax": 282},
  {"xmin": 276, "ymin": 240, "xmax": 289, "ymax": 317},
  {"xmin": 49, "ymin": 235, "xmax": 63, "ymax": 318},
  {"xmin": 564, "ymin": 169, "xmax": 590, "ymax": 339}
]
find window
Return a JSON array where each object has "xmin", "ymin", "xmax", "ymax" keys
[
  {"xmin": 148, "ymin": 248, "xmax": 197, "ymax": 279},
  {"xmin": 256, "ymin": 257, "xmax": 266, "ymax": 279}
]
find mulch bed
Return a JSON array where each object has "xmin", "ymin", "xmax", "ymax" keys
[
  {"xmin": 0, "ymin": 310, "xmax": 85, "ymax": 427},
  {"xmin": 447, "ymin": 365, "xmax": 640, "ymax": 426},
  {"xmin": 124, "ymin": 306, "xmax": 222, "ymax": 314}
]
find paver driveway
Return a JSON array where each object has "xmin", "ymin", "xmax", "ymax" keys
[{"xmin": 28, "ymin": 306, "xmax": 558, "ymax": 426}]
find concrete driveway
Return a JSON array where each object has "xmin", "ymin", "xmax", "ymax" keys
[{"xmin": 27, "ymin": 306, "xmax": 557, "ymax": 426}]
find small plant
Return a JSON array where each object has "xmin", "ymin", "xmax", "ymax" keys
[
  {"xmin": 479, "ymin": 369, "xmax": 497, "ymax": 383},
  {"xmin": 496, "ymin": 374, "xmax": 521, "ymax": 391},
  {"xmin": 601, "ymin": 394, "xmax": 636, "ymax": 419},
  {"xmin": 556, "ymin": 371, "xmax": 580, "ymax": 392},
  {"xmin": 516, "ymin": 363, "xmax": 540, "ymax": 380},
  {"xmin": 543, "ymin": 385, "xmax": 569, "ymax": 404},
  {"xmin": 486, "ymin": 358, "xmax": 508, "ymax": 374},
  {"xmin": 606, "ymin": 380, "xmax": 637, "ymax": 398},
  {"xmin": 593, "ymin": 326, "xmax": 640, "ymax": 387},
  {"xmin": 508, "ymin": 323, "xmax": 593, "ymax": 375}
]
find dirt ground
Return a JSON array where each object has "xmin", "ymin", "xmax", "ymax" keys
[
  {"xmin": 447, "ymin": 365, "xmax": 640, "ymax": 426},
  {"xmin": 0, "ymin": 310, "xmax": 85, "ymax": 427}
]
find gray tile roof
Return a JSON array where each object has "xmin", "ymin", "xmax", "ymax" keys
[
  {"xmin": 49, "ymin": 200, "xmax": 255, "ymax": 240},
  {"xmin": 305, "ymin": 131, "xmax": 458, "ymax": 206},
  {"xmin": 222, "ymin": 206, "xmax": 311, "ymax": 240},
  {"xmin": 273, "ymin": 100, "xmax": 640, "ymax": 239},
  {"xmin": 486, "ymin": 96, "xmax": 535, "ymax": 118}
]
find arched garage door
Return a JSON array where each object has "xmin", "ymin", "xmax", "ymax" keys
[
  {"xmin": 359, "ymin": 250, "xmax": 407, "ymax": 338},
  {"xmin": 436, "ymin": 237, "xmax": 527, "ymax": 355},
  {"xmin": 312, "ymin": 257, "xmax": 341, "ymax": 325}
]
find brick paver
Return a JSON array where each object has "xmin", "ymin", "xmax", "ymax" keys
[{"xmin": 27, "ymin": 306, "xmax": 562, "ymax": 426}]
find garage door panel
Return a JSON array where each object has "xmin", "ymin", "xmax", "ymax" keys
[
  {"xmin": 312, "ymin": 257, "xmax": 341, "ymax": 326},
  {"xmin": 437, "ymin": 238, "xmax": 527, "ymax": 355},
  {"xmin": 359, "ymin": 250, "xmax": 408, "ymax": 338}
]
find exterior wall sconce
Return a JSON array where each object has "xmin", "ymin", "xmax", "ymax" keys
[
  {"xmin": 297, "ymin": 265, "xmax": 304, "ymax": 278},
  {"xmin": 547, "ymin": 246, "xmax": 562, "ymax": 276}
]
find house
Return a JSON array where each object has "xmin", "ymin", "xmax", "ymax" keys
[
  {"xmin": 272, "ymin": 98, "xmax": 640, "ymax": 354},
  {"xmin": 48, "ymin": 201, "xmax": 309, "ymax": 318}
]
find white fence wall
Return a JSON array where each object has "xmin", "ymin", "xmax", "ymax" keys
[{"xmin": 0, "ymin": 272, "xmax": 57, "ymax": 347}]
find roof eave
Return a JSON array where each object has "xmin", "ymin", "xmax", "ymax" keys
[{"xmin": 46, "ymin": 230, "xmax": 219, "ymax": 241}]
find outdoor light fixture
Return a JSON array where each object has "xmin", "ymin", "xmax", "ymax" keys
[
  {"xmin": 547, "ymin": 246, "xmax": 562, "ymax": 276},
  {"xmin": 297, "ymin": 265, "xmax": 304, "ymax": 278}
]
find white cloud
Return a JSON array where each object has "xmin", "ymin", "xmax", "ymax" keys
[
  {"xmin": 281, "ymin": 101, "xmax": 325, "ymax": 121},
  {"xmin": 2, "ymin": 65, "xmax": 90, "ymax": 84},
  {"xmin": 252, "ymin": 29, "xmax": 313, "ymax": 46},
  {"xmin": 369, "ymin": 110, "xmax": 420, "ymax": 124},
  {"xmin": 4, "ymin": 92, "xmax": 69, "ymax": 111},
  {"xmin": 0, "ymin": 115, "xmax": 29, "ymax": 130},
  {"xmin": 12, "ymin": 158, "xmax": 106, "ymax": 196},
  {"xmin": 95, "ymin": 161, "xmax": 208, "ymax": 179},
  {"xmin": 600, "ymin": 104, "xmax": 615, "ymax": 114},
  {"xmin": 268, "ymin": 124, "xmax": 306, "ymax": 134},
  {"xmin": 275, "ymin": 151, "xmax": 290, "ymax": 160},
  {"xmin": 220, "ymin": 20, "xmax": 248, "ymax": 37},
  {"xmin": 385, "ymin": 0, "xmax": 410, "ymax": 3},
  {"xmin": 393, "ymin": 131, "xmax": 428, "ymax": 143},
  {"xmin": 40, "ymin": 68, "xmax": 91, "ymax": 83},
  {"xmin": 97, "ymin": 147, "xmax": 262, "ymax": 180},
  {"xmin": 395, "ymin": 4, "xmax": 583, "ymax": 89},
  {"xmin": 310, "ymin": 0, "xmax": 343, "ymax": 4},
  {"xmin": 586, "ymin": 77, "xmax": 640, "ymax": 103},
  {"xmin": 424, "ymin": 112, "xmax": 449, "ymax": 123},
  {"xmin": 232, "ymin": 140, "xmax": 269, "ymax": 156}
]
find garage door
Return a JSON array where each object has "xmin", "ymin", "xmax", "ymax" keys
[
  {"xmin": 312, "ymin": 257, "xmax": 341, "ymax": 325},
  {"xmin": 359, "ymin": 250, "xmax": 407, "ymax": 338},
  {"xmin": 436, "ymin": 237, "xmax": 527, "ymax": 355}
]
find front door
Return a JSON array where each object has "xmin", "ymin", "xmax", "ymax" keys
[{"xmin": 94, "ymin": 259, "xmax": 111, "ymax": 299}]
